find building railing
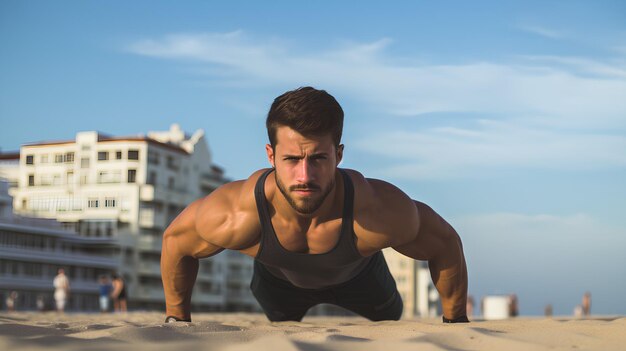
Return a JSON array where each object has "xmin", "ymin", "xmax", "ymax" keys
[
  {"xmin": 0, "ymin": 246, "xmax": 117, "ymax": 268},
  {"xmin": 137, "ymin": 235, "xmax": 162, "ymax": 252}
]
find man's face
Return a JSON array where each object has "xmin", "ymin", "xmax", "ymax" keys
[{"xmin": 266, "ymin": 126, "xmax": 343, "ymax": 214}]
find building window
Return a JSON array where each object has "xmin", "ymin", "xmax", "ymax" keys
[
  {"xmin": 105, "ymin": 198, "xmax": 116, "ymax": 208},
  {"xmin": 65, "ymin": 152, "xmax": 75, "ymax": 163},
  {"xmin": 147, "ymin": 171, "xmax": 156, "ymax": 185},
  {"xmin": 26, "ymin": 155, "xmax": 34, "ymax": 165},
  {"xmin": 128, "ymin": 169, "xmax": 136, "ymax": 183},
  {"xmin": 148, "ymin": 151, "xmax": 159, "ymax": 164},
  {"xmin": 81, "ymin": 158, "xmax": 90, "ymax": 168},
  {"xmin": 54, "ymin": 154, "xmax": 64, "ymax": 163},
  {"xmin": 98, "ymin": 170, "xmax": 121, "ymax": 184},
  {"xmin": 128, "ymin": 150, "xmax": 139, "ymax": 160},
  {"xmin": 98, "ymin": 151, "xmax": 109, "ymax": 161},
  {"xmin": 41, "ymin": 154, "xmax": 49, "ymax": 163},
  {"xmin": 88, "ymin": 198, "xmax": 99, "ymax": 208},
  {"xmin": 168, "ymin": 177, "xmax": 174, "ymax": 189},
  {"xmin": 116, "ymin": 151, "xmax": 122, "ymax": 160},
  {"xmin": 40, "ymin": 175, "xmax": 52, "ymax": 186},
  {"xmin": 166, "ymin": 155, "xmax": 179, "ymax": 170},
  {"xmin": 28, "ymin": 175, "xmax": 35, "ymax": 186}
]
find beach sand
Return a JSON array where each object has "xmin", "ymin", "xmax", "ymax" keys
[{"xmin": 1, "ymin": 312, "xmax": 624, "ymax": 351}]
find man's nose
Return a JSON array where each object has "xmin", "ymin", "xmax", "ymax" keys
[{"xmin": 296, "ymin": 159, "xmax": 314, "ymax": 183}]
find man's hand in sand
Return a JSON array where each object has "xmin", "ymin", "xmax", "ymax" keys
[{"xmin": 161, "ymin": 87, "xmax": 469, "ymax": 323}]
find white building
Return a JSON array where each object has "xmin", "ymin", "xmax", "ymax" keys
[{"xmin": 3, "ymin": 124, "xmax": 257, "ymax": 311}]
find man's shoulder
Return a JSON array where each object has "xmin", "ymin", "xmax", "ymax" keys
[
  {"xmin": 344, "ymin": 168, "xmax": 419, "ymax": 249},
  {"xmin": 193, "ymin": 169, "xmax": 268, "ymax": 249},
  {"xmin": 342, "ymin": 168, "xmax": 410, "ymax": 206}
]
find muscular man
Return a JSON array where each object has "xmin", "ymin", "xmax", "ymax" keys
[{"xmin": 161, "ymin": 87, "xmax": 469, "ymax": 323}]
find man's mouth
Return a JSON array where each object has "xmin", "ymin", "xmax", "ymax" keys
[{"xmin": 291, "ymin": 185, "xmax": 320, "ymax": 194}]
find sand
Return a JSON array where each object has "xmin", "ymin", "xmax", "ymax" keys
[{"xmin": 1, "ymin": 312, "xmax": 624, "ymax": 351}]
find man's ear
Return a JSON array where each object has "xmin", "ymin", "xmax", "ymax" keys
[
  {"xmin": 336, "ymin": 144, "xmax": 344, "ymax": 165},
  {"xmin": 265, "ymin": 144, "xmax": 276, "ymax": 168}
]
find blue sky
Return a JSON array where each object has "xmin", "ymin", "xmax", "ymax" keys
[{"xmin": 1, "ymin": 0, "xmax": 625, "ymax": 316}]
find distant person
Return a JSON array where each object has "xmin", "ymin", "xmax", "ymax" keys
[
  {"xmin": 544, "ymin": 304, "xmax": 553, "ymax": 317},
  {"xmin": 582, "ymin": 292, "xmax": 591, "ymax": 317},
  {"xmin": 111, "ymin": 274, "xmax": 127, "ymax": 312},
  {"xmin": 508, "ymin": 294, "xmax": 519, "ymax": 317},
  {"xmin": 466, "ymin": 295, "xmax": 475, "ymax": 318},
  {"xmin": 5, "ymin": 291, "xmax": 18, "ymax": 312},
  {"xmin": 36, "ymin": 294, "xmax": 45, "ymax": 312},
  {"xmin": 53, "ymin": 268, "xmax": 70, "ymax": 312},
  {"xmin": 98, "ymin": 275, "xmax": 112, "ymax": 313}
]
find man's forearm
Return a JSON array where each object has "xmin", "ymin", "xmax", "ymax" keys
[
  {"xmin": 428, "ymin": 233, "xmax": 468, "ymax": 320},
  {"xmin": 161, "ymin": 236, "xmax": 199, "ymax": 321}
]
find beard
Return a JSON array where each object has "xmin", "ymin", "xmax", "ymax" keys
[{"xmin": 275, "ymin": 172, "xmax": 335, "ymax": 214}]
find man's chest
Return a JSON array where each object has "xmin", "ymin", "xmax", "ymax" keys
[{"xmin": 270, "ymin": 217, "xmax": 345, "ymax": 254}]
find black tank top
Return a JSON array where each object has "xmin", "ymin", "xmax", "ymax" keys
[{"xmin": 254, "ymin": 168, "xmax": 372, "ymax": 289}]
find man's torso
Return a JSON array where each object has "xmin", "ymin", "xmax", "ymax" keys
[{"xmin": 194, "ymin": 168, "xmax": 419, "ymax": 268}]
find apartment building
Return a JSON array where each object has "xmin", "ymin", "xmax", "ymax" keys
[
  {"xmin": 0, "ymin": 180, "xmax": 118, "ymax": 311},
  {"xmin": 5, "ymin": 124, "xmax": 258, "ymax": 311}
]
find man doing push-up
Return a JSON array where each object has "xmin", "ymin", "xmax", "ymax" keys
[{"xmin": 161, "ymin": 87, "xmax": 469, "ymax": 323}]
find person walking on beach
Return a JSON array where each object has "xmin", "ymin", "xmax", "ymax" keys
[
  {"xmin": 53, "ymin": 268, "xmax": 70, "ymax": 312},
  {"xmin": 98, "ymin": 275, "xmax": 112, "ymax": 313},
  {"xmin": 111, "ymin": 274, "xmax": 127, "ymax": 312},
  {"xmin": 582, "ymin": 292, "xmax": 591, "ymax": 317},
  {"xmin": 161, "ymin": 87, "xmax": 469, "ymax": 324},
  {"xmin": 5, "ymin": 291, "xmax": 18, "ymax": 312}
]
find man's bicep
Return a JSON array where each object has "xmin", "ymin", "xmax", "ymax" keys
[{"xmin": 392, "ymin": 201, "xmax": 450, "ymax": 261}]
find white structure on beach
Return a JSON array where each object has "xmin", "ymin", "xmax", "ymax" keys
[{"xmin": 1, "ymin": 124, "xmax": 257, "ymax": 311}]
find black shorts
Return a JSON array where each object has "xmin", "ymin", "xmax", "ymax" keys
[{"xmin": 250, "ymin": 251, "xmax": 403, "ymax": 322}]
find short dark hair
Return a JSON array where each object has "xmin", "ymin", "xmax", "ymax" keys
[{"xmin": 266, "ymin": 87, "xmax": 344, "ymax": 149}]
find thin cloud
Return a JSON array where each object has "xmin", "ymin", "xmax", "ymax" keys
[
  {"xmin": 517, "ymin": 24, "xmax": 564, "ymax": 39},
  {"xmin": 519, "ymin": 55, "xmax": 626, "ymax": 79},
  {"xmin": 127, "ymin": 31, "xmax": 626, "ymax": 178},
  {"xmin": 355, "ymin": 121, "xmax": 626, "ymax": 180},
  {"xmin": 127, "ymin": 31, "xmax": 626, "ymax": 128}
]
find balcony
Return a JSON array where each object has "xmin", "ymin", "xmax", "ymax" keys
[
  {"xmin": 137, "ymin": 235, "xmax": 162, "ymax": 252},
  {"xmin": 200, "ymin": 173, "xmax": 224, "ymax": 193},
  {"xmin": 138, "ymin": 261, "xmax": 161, "ymax": 276},
  {"xmin": 140, "ymin": 185, "xmax": 188, "ymax": 204},
  {"xmin": 135, "ymin": 286, "xmax": 165, "ymax": 301},
  {"xmin": 0, "ymin": 276, "xmax": 101, "ymax": 294},
  {"xmin": 0, "ymin": 246, "xmax": 117, "ymax": 269}
]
